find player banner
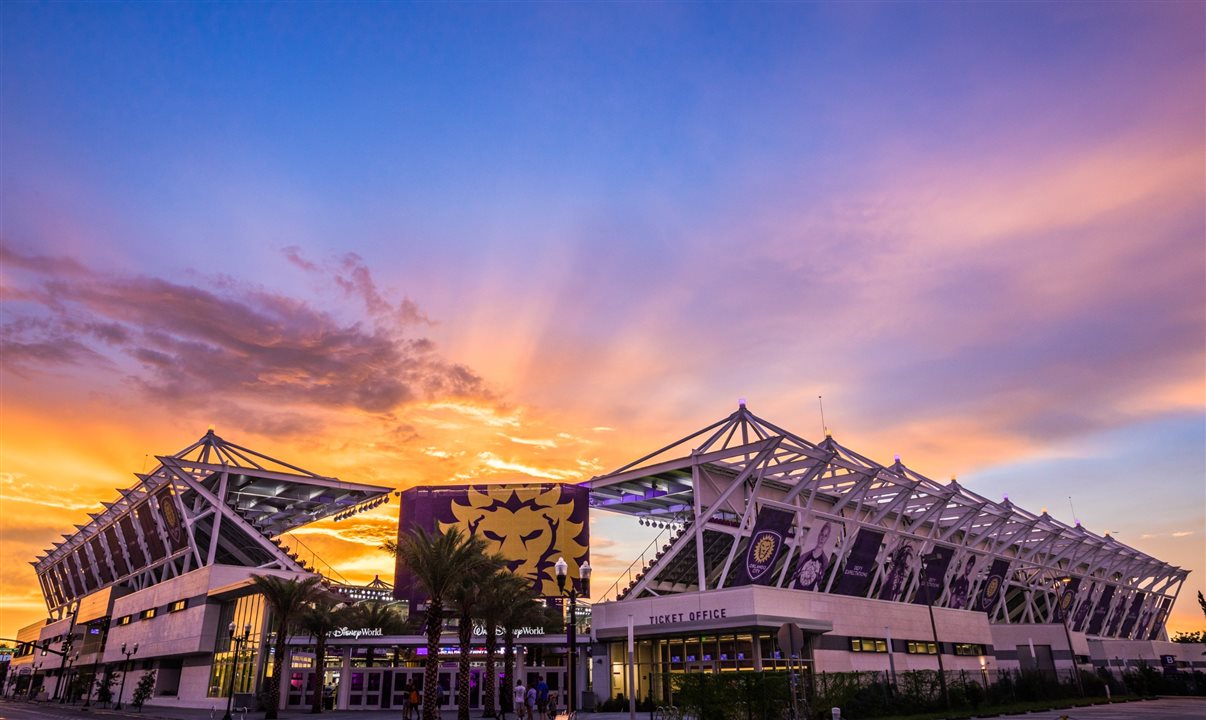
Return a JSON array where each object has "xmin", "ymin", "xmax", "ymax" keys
[
  {"xmin": 1120, "ymin": 592, "xmax": 1145, "ymax": 638},
  {"xmin": 155, "ymin": 487, "xmax": 189, "ymax": 553},
  {"xmin": 976, "ymin": 558, "xmax": 1011, "ymax": 614},
  {"xmin": 396, "ymin": 483, "xmax": 589, "ymax": 604},
  {"xmin": 834, "ymin": 528, "xmax": 884, "ymax": 596},
  {"xmin": 1147, "ymin": 597, "xmax": 1172, "ymax": 641},
  {"xmin": 1088, "ymin": 584, "xmax": 1116, "ymax": 635},
  {"xmin": 731, "ymin": 507, "xmax": 794, "ymax": 586},
  {"xmin": 913, "ymin": 545, "xmax": 954, "ymax": 605},
  {"xmin": 794, "ymin": 519, "xmax": 840, "ymax": 591}
]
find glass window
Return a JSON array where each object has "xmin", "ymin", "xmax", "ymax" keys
[
  {"xmin": 141, "ymin": 608, "xmax": 158, "ymax": 620},
  {"xmin": 954, "ymin": 643, "xmax": 984, "ymax": 656},
  {"xmin": 118, "ymin": 615, "xmax": 132, "ymax": 626},
  {"xmin": 850, "ymin": 638, "xmax": 887, "ymax": 653},
  {"xmin": 169, "ymin": 599, "xmax": 187, "ymax": 612},
  {"xmin": 906, "ymin": 641, "xmax": 938, "ymax": 655}
]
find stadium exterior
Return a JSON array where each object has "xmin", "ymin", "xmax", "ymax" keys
[
  {"xmin": 585, "ymin": 403, "xmax": 1202, "ymax": 704},
  {"xmin": 7, "ymin": 408, "xmax": 1204, "ymax": 711}
]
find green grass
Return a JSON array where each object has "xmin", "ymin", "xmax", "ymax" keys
[{"xmin": 859, "ymin": 694, "xmax": 1144, "ymax": 720}]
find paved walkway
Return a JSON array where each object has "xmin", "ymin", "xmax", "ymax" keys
[{"xmin": 2, "ymin": 698, "xmax": 1205, "ymax": 720}]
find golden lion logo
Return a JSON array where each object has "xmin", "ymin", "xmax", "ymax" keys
[
  {"xmin": 752, "ymin": 534, "xmax": 777, "ymax": 564},
  {"xmin": 985, "ymin": 577, "xmax": 1001, "ymax": 598},
  {"xmin": 439, "ymin": 484, "xmax": 587, "ymax": 597}
]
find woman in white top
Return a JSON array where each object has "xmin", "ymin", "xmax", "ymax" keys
[{"xmin": 513, "ymin": 682, "xmax": 527, "ymax": 720}]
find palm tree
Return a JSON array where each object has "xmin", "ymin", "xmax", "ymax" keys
[
  {"xmin": 477, "ymin": 571, "xmax": 530, "ymax": 718},
  {"xmin": 384, "ymin": 526, "xmax": 496, "ymax": 720},
  {"xmin": 501, "ymin": 590, "xmax": 553, "ymax": 719},
  {"xmin": 349, "ymin": 600, "xmax": 408, "ymax": 668},
  {"xmin": 450, "ymin": 555, "xmax": 506, "ymax": 720},
  {"xmin": 296, "ymin": 592, "xmax": 350, "ymax": 714},
  {"xmin": 250, "ymin": 574, "xmax": 323, "ymax": 719}
]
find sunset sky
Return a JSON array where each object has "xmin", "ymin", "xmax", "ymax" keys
[{"xmin": 1, "ymin": 2, "xmax": 1203, "ymax": 640}]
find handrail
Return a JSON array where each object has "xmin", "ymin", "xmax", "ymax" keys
[
  {"xmin": 282, "ymin": 532, "xmax": 351, "ymax": 585},
  {"xmin": 600, "ymin": 523, "xmax": 684, "ymax": 600}
]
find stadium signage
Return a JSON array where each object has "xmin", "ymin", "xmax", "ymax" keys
[
  {"xmin": 648, "ymin": 608, "xmax": 729, "ymax": 625},
  {"xmin": 328, "ymin": 627, "xmax": 384, "ymax": 639},
  {"xmin": 471, "ymin": 624, "xmax": 546, "ymax": 638}
]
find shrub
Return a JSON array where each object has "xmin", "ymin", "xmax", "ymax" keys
[{"xmin": 131, "ymin": 670, "xmax": 157, "ymax": 710}]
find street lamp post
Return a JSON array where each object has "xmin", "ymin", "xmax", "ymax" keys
[
  {"xmin": 53, "ymin": 637, "xmax": 73, "ymax": 701},
  {"xmin": 1054, "ymin": 578, "xmax": 1085, "ymax": 697},
  {"xmin": 223, "ymin": 623, "xmax": 253, "ymax": 720},
  {"xmin": 554, "ymin": 556, "xmax": 591, "ymax": 716},
  {"xmin": 59, "ymin": 648, "xmax": 79, "ymax": 703},
  {"xmin": 113, "ymin": 642, "xmax": 139, "ymax": 709},
  {"xmin": 920, "ymin": 557, "xmax": 950, "ymax": 710}
]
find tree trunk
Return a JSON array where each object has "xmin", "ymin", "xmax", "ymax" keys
[
  {"xmin": 265, "ymin": 626, "xmax": 288, "ymax": 719},
  {"xmin": 312, "ymin": 635, "xmax": 326, "ymax": 714},
  {"xmin": 424, "ymin": 602, "xmax": 443, "ymax": 720},
  {"xmin": 503, "ymin": 626, "xmax": 515, "ymax": 720},
  {"xmin": 457, "ymin": 608, "xmax": 472, "ymax": 720},
  {"xmin": 483, "ymin": 618, "xmax": 498, "ymax": 718}
]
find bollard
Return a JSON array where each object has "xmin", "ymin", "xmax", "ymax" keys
[{"xmin": 831, "ymin": 708, "xmax": 841, "ymax": 720}]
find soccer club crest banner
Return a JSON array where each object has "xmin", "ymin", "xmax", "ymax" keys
[
  {"xmin": 1147, "ymin": 597, "xmax": 1172, "ymax": 641},
  {"xmin": 1087, "ymin": 585, "xmax": 1116, "ymax": 635},
  {"xmin": 1054, "ymin": 577, "xmax": 1081, "ymax": 623},
  {"xmin": 976, "ymin": 559, "xmax": 1011, "ymax": 614},
  {"xmin": 834, "ymin": 528, "xmax": 885, "ymax": 596},
  {"xmin": 732, "ymin": 507, "xmax": 794, "ymax": 586},
  {"xmin": 912, "ymin": 545, "xmax": 954, "ymax": 605}
]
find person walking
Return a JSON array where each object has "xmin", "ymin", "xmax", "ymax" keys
[
  {"xmin": 403, "ymin": 679, "xmax": 417, "ymax": 720},
  {"xmin": 512, "ymin": 680, "xmax": 527, "ymax": 720},
  {"xmin": 535, "ymin": 676, "xmax": 549, "ymax": 720},
  {"xmin": 525, "ymin": 684, "xmax": 537, "ymax": 720}
]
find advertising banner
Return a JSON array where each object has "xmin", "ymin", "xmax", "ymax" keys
[
  {"xmin": 878, "ymin": 537, "xmax": 918, "ymax": 601},
  {"xmin": 913, "ymin": 545, "xmax": 954, "ymax": 605},
  {"xmin": 833, "ymin": 528, "xmax": 884, "ymax": 596},
  {"xmin": 793, "ymin": 519, "xmax": 840, "ymax": 591},
  {"xmin": 1088, "ymin": 585, "xmax": 1116, "ymax": 635},
  {"xmin": 732, "ymin": 507, "xmax": 795, "ymax": 586},
  {"xmin": 946, "ymin": 554, "xmax": 979, "ymax": 609},
  {"xmin": 155, "ymin": 487, "xmax": 189, "ymax": 553},
  {"xmin": 976, "ymin": 558, "xmax": 1011, "ymax": 614},
  {"xmin": 396, "ymin": 483, "xmax": 589, "ymax": 604},
  {"xmin": 1120, "ymin": 592, "xmax": 1145, "ymax": 638},
  {"xmin": 1054, "ymin": 577, "xmax": 1081, "ymax": 623}
]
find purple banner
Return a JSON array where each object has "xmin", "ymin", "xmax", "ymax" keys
[
  {"xmin": 1054, "ymin": 577, "xmax": 1082, "ymax": 623},
  {"xmin": 913, "ymin": 545, "xmax": 954, "ymax": 605},
  {"xmin": 1071, "ymin": 582, "xmax": 1096, "ymax": 631},
  {"xmin": 102, "ymin": 526, "xmax": 130, "ymax": 578},
  {"xmin": 155, "ymin": 487, "xmax": 189, "ymax": 553},
  {"xmin": 1088, "ymin": 584, "xmax": 1116, "ymax": 635},
  {"xmin": 396, "ymin": 483, "xmax": 589, "ymax": 604},
  {"xmin": 794, "ymin": 520, "xmax": 839, "ymax": 591},
  {"xmin": 732, "ymin": 507, "xmax": 794, "ymax": 586},
  {"xmin": 976, "ymin": 558, "xmax": 1011, "ymax": 614},
  {"xmin": 1106, "ymin": 590, "xmax": 1130, "ymax": 636},
  {"xmin": 118, "ymin": 515, "xmax": 147, "ymax": 568},
  {"xmin": 946, "ymin": 554, "xmax": 978, "ymax": 609},
  {"xmin": 135, "ymin": 500, "xmax": 166, "ymax": 561},
  {"xmin": 1120, "ymin": 592, "xmax": 1145, "ymax": 638},
  {"xmin": 878, "ymin": 537, "xmax": 918, "ymax": 601},
  {"xmin": 71, "ymin": 548, "xmax": 95, "ymax": 591},
  {"xmin": 834, "ymin": 528, "xmax": 884, "ymax": 596},
  {"xmin": 1147, "ymin": 597, "xmax": 1172, "ymax": 641},
  {"xmin": 89, "ymin": 537, "xmax": 114, "ymax": 585}
]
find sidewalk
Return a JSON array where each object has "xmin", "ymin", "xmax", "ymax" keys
[{"xmin": 1, "ymin": 701, "xmax": 641, "ymax": 720}]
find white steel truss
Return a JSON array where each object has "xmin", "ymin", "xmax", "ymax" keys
[
  {"xmin": 32, "ymin": 430, "xmax": 392, "ymax": 618},
  {"xmin": 588, "ymin": 404, "xmax": 1186, "ymax": 641}
]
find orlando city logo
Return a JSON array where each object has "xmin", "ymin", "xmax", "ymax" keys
[
  {"xmin": 746, "ymin": 530, "xmax": 781, "ymax": 580},
  {"xmin": 159, "ymin": 491, "xmax": 184, "ymax": 545}
]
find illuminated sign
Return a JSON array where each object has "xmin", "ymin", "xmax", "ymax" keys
[{"xmin": 327, "ymin": 627, "xmax": 384, "ymax": 639}]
